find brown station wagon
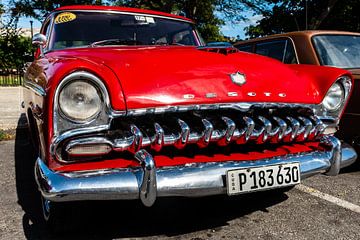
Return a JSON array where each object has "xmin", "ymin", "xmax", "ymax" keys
[{"xmin": 234, "ymin": 31, "xmax": 360, "ymax": 153}]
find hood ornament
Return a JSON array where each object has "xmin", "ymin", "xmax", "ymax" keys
[{"xmin": 230, "ymin": 71, "xmax": 246, "ymax": 86}]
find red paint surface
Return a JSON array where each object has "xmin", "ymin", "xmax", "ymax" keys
[{"xmin": 46, "ymin": 47, "xmax": 350, "ymax": 110}]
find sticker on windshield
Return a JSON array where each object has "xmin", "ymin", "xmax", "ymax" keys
[
  {"xmin": 135, "ymin": 15, "xmax": 146, "ymax": 22},
  {"xmin": 55, "ymin": 12, "xmax": 77, "ymax": 24},
  {"xmin": 145, "ymin": 17, "xmax": 155, "ymax": 23},
  {"xmin": 134, "ymin": 15, "xmax": 155, "ymax": 24}
]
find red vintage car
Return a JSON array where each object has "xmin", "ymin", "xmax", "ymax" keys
[{"xmin": 24, "ymin": 6, "xmax": 356, "ymax": 225}]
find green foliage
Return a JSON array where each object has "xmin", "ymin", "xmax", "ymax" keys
[
  {"xmin": 114, "ymin": 0, "xmax": 227, "ymax": 42},
  {"xmin": 8, "ymin": 0, "xmax": 271, "ymax": 42},
  {"xmin": 245, "ymin": 0, "xmax": 360, "ymax": 39},
  {"xmin": 0, "ymin": 129, "xmax": 13, "ymax": 141},
  {"xmin": 10, "ymin": 0, "xmax": 106, "ymax": 20},
  {"xmin": 0, "ymin": 20, "xmax": 33, "ymax": 72}
]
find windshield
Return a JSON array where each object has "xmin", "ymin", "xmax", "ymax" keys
[
  {"xmin": 313, "ymin": 35, "xmax": 360, "ymax": 69},
  {"xmin": 49, "ymin": 11, "xmax": 201, "ymax": 50}
]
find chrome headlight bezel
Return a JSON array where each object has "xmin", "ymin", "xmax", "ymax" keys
[
  {"xmin": 53, "ymin": 71, "xmax": 117, "ymax": 136},
  {"xmin": 322, "ymin": 82, "xmax": 345, "ymax": 112},
  {"xmin": 316, "ymin": 75, "xmax": 352, "ymax": 121}
]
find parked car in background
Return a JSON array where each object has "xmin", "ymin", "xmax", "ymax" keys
[
  {"xmin": 206, "ymin": 41, "xmax": 233, "ymax": 47},
  {"xmin": 234, "ymin": 31, "xmax": 360, "ymax": 152},
  {"xmin": 24, "ymin": 7, "xmax": 357, "ymax": 228}
]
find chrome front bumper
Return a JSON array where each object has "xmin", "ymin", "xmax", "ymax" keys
[{"xmin": 35, "ymin": 136, "xmax": 357, "ymax": 207}]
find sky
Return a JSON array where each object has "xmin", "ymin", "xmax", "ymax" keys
[{"xmin": 1, "ymin": 0, "xmax": 262, "ymax": 39}]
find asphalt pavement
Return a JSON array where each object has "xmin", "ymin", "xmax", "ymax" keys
[
  {"xmin": 0, "ymin": 87, "xmax": 25, "ymax": 129},
  {"xmin": 1, "ymin": 126, "xmax": 360, "ymax": 240}
]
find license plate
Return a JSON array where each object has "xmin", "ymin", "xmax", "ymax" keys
[{"xmin": 226, "ymin": 163, "xmax": 301, "ymax": 195}]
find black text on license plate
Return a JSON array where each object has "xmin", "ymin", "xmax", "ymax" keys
[{"xmin": 226, "ymin": 163, "xmax": 301, "ymax": 195}]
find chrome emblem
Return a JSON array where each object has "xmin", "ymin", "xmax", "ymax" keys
[{"xmin": 230, "ymin": 71, "xmax": 246, "ymax": 86}]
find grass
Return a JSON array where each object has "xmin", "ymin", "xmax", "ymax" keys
[
  {"xmin": 0, "ymin": 74, "xmax": 23, "ymax": 86},
  {"xmin": 0, "ymin": 129, "xmax": 15, "ymax": 141}
]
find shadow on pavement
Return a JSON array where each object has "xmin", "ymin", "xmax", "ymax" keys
[
  {"xmin": 14, "ymin": 114, "xmax": 290, "ymax": 239},
  {"xmin": 14, "ymin": 114, "xmax": 45, "ymax": 239}
]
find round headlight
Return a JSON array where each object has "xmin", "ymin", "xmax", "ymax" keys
[
  {"xmin": 59, "ymin": 80, "xmax": 101, "ymax": 122},
  {"xmin": 322, "ymin": 82, "xmax": 345, "ymax": 112}
]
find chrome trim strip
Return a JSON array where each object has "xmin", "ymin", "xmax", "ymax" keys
[
  {"xmin": 23, "ymin": 80, "xmax": 46, "ymax": 97},
  {"xmin": 35, "ymin": 137, "xmax": 357, "ymax": 205},
  {"xmin": 126, "ymin": 102, "xmax": 317, "ymax": 116}
]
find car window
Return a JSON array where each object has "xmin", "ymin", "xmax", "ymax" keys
[
  {"xmin": 237, "ymin": 44, "xmax": 253, "ymax": 53},
  {"xmin": 255, "ymin": 40, "xmax": 286, "ymax": 61},
  {"xmin": 283, "ymin": 40, "xmax": 297, "ymax": 64},
  {"xmin": 313, "ymin": 35, "xmax": 360, "ymax": 68},
  {"xmin": 255, "ymin": 39, "xmax": 297, "ymax": 64},
  {"xmin": 49, "ymin": 11, "xmax": 199, "ymax": 50}
]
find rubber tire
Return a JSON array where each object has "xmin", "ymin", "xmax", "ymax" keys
[{"xmin": 41, "ymin": 197, "xmax": 68, "ymax": 233}]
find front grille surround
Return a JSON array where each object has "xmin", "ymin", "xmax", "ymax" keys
[{"xmin": 59, "ymin": 106, "xmax": 326, "ymax": 162}]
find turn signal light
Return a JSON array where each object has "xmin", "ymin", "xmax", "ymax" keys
[{"xmin": 67, "ymin": 144, "xmax": 112, "ymax": 156}]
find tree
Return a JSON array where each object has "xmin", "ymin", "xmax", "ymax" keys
[
  {"xmin": 0, "ymin": 3, "xmax": 32, "ymax": 72},
  {"xmin": 245, "ymin": 0, "xmax": 360, "ymax": 39},
  {"xmin": 113, "ymin": 0, "xmax": 225, "ymax": 41},
  {"xmin": 10, "ymin": 0, "xmax": 269, "ymax": 42},
  {"xmin": 10, "ymin": 0, "xmax": 105, "ymax": 20},
  {"xmin": 0, "ymin": 23, "xmax": 32, "ymax": 72}
]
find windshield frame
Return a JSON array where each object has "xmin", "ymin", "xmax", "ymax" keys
[
  {"xmin": 311, "ymin": 33, "xmax": 360, "ymax": 69},
  {"xmin": 44, "ymin": 10, "xmax": 203, "ymax": 52}
]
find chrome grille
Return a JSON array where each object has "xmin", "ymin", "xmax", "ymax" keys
[{"xmin": 63, "ymin": 107, "xmax": 326, "ymax": 158}]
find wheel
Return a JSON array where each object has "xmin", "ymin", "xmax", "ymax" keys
[{"xmin": 41, "ymin": 196, "xmax": 67, "ymax": 232}]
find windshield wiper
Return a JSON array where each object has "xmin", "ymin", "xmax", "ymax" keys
[
  {"xmin": 153, "ymin": 42, "xmax": 186, "ymax": 46},
  {"xmin": 90, "ymin": 39, "xmax": 143, "ymax": 47}
]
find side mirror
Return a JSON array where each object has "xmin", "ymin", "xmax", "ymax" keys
[
  {"xmin": 32, "ymin": 33, "xmax": 47, "ymax": 57},
  {"xmin": 32, "ymin": 33, "xmax": 47, "ymax": 47}
]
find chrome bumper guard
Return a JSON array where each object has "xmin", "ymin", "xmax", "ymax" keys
[{"xmin": 35, "ymin": 136, "xmax": 357, "ymax": 207}]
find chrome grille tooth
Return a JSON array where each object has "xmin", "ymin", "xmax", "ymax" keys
[
  {"xmin": 198, "ymin": 119, "xmax": 214, "ymax": 148},
  {"xmin": 175, "ymin": 119, "xmax": 190, "ymax": 149},
  {"xmin": 308, "ymin": 116, "xmax": 325, "ymax": 140},
  {"xmin": 310, "ymin": 115, "xmax": 326, "ymax": 139},
  {"xmin": 282, "ymin": 117, "xmax": 301, "ymax": 142},
  {"xmin": 218, "ymin": 116, "xmax": 236, "ymax": 146},
  {"xmin": 272, "ymin": 116, "xmax": 287, "ymax": 142},
  {"xmin": 151, "ymin": 123, "xmax": 164, "ymax": 152},
  {"xmin": 257, "ymin": 116, "xmax": 272, "ymax": 143},
  {"xmin": 130, "ymin": 124, "xmax": 143, "ymax": 153},
  {"xmin": 237, "ymin": 116, "xmax": 255, "ymax": 144},
  {"xmin": 298, "ymin": 116, "xmax": 313, "ymax": 141},
  {"xmin": 288, "ymin": 117, "xmax": 301, "ymax": 141},
  {"xmin": 283, "ymin": 123, "xmax": 293, "ymax": 142}
]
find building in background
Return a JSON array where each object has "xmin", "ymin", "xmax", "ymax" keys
[{"xmin": 19, "ymin": 27, "xmax": 40, "ymax": 38}]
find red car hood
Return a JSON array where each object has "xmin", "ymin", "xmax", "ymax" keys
[{"xmin": 51, "ymin": 46, "xmax": 345, "ymax": 110}]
